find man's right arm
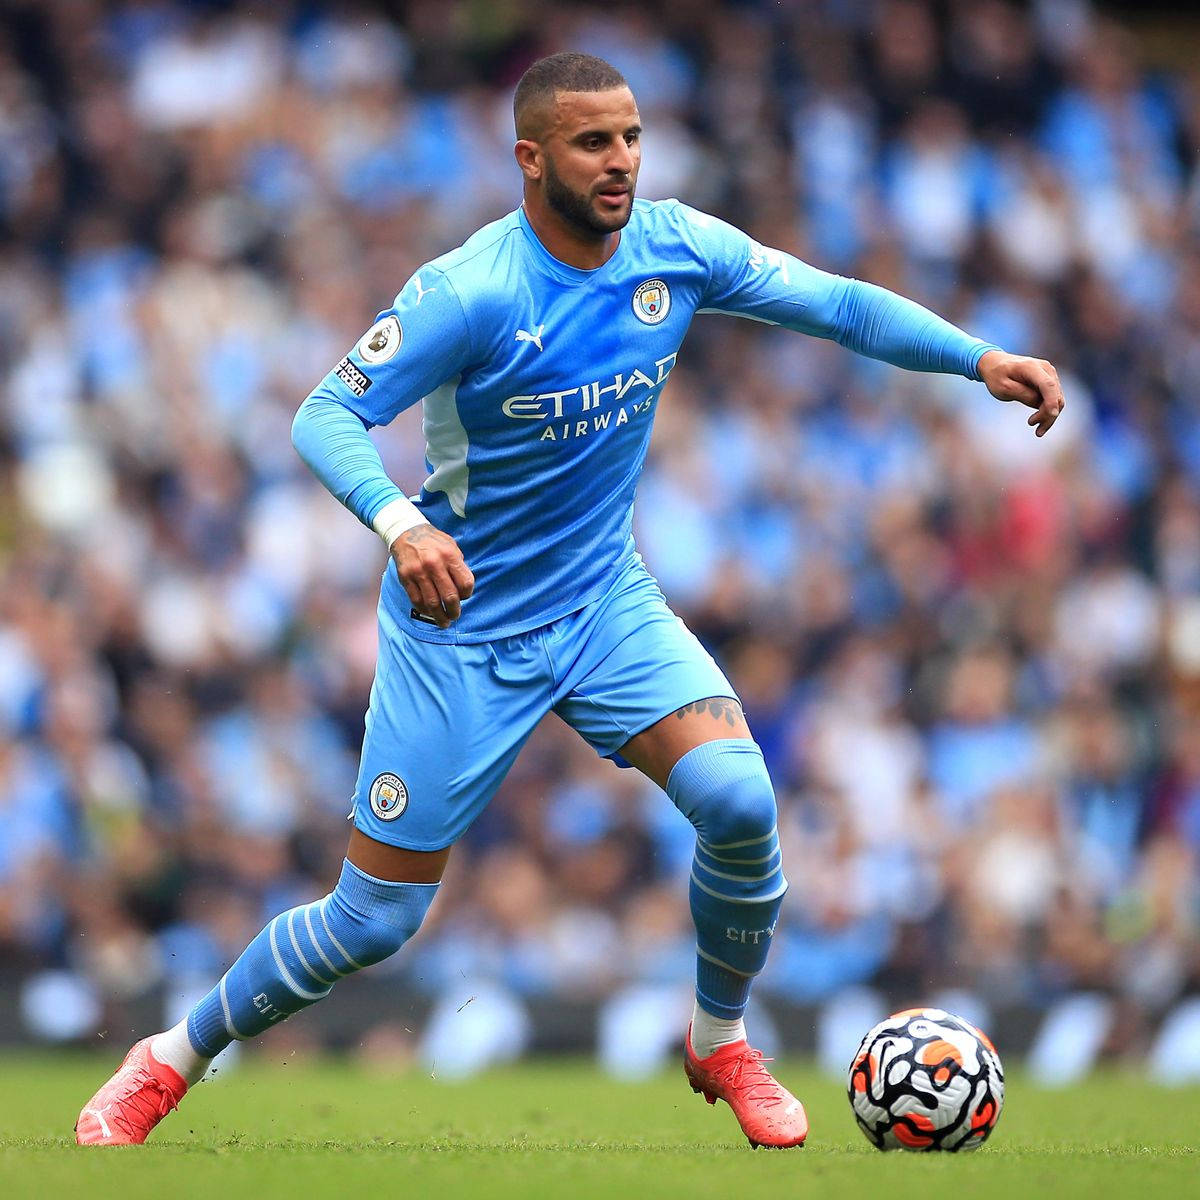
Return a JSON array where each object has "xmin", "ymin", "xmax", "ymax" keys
[
  {"xmin": 292, "ymin": 269, "xmax": 476, "ymax": 627},
  {"xmin": 291, "ymin": 393, "xmax": 405, "ymax": 531}
]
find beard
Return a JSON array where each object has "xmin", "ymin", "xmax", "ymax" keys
[{"xmin": 543, "ymin": 155, "xmax": 633, "ymax": 237}]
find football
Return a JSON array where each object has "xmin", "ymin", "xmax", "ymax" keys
[{"xmin": 848, "ymin": 1008, "xmax": 1005, "ymax": 1152}]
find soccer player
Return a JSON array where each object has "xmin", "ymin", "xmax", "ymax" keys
[{"xmin": 76, "ymin": 52, "xmax": 1063, "ymax": 1148}]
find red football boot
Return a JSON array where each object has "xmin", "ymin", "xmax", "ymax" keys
[
  {"xmin": 75, "ymin": 1037, "xmax": 188, "ymax": 1145},
  {"xmin": 684, "ymin": 1026, "xmax": 808, "ymax": 1148}
]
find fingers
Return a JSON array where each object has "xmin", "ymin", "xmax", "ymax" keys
[
  {"xmin": 1027, "ymin": 406, "xmax": 1055, "ymax": 437},
  {"xmin": 997, "ymin": 357, "xmax": 1065, "ymax": 438},
  {"xmin": 398, "ymin": 574, "xmax": 424, "ymax": 612},
  {"xmin": 409, "ymin": 572, "xmax": 448, "ymax": 626},
  {"xmin": 392, "ymin": 528, "xmax": 473, "ymax": 628},
  {"xmin": 408, "ymin": 568, "xmax": 459, "ymax": 628},
  {"xmin": 448, "ymin": 559, "xmax": 475, "ymax": 600},
  {"xmin": 427, "ymin": 562, "xmax": 462, "ymax": 623},
  {"xmin": 1039, "ymin": 360, "xmax": 1065, "ymax": 413},
  {"xmin": 1024, "ymin": 358, "xmax": 1064, "ymax": 437},
  {"xmin": 1039, "ymin": 362, "xmax": 1065, "ymax": 435},
  {"xmin": 1003, "ymin": 380, "xmax": 1042, "ymax": 406}
]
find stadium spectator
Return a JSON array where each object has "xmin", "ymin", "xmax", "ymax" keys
[{"xmin": 0, "ymin": 0, "xmax": 1197, "ymax": 1081}]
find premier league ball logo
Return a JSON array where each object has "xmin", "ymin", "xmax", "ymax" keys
[{"xmin": 358, "ymin": 315, "xmax": 403, "ymax": 363}]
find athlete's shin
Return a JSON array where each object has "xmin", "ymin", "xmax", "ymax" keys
[
  {"xmin": 667, "ymin": 740, "xmax": 786, "ymax": 1020},
  {"xmin": 186, "ymin": 860, "xmax": 438, "ymax": 1058}
]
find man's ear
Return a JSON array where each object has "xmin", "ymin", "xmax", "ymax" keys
[{"xmin": 514, "ymin": 140, "xmax": 542, "ymax": 181}]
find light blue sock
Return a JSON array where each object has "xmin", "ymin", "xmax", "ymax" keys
[
  {"xmin": 187, "ymin": 860, "xmax": 438, "ymax": 1058},
  {"xmin": 667, "ymin": 740, "xmax": 787, "ymax": 1021}
]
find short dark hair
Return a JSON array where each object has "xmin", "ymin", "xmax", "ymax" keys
[{"xmin": 513, "ymin": 52, "xmax": 628, "ymax": 139}]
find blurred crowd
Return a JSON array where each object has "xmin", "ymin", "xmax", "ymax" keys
[{"xmin": 2, "ymin": 0, "xmax": 1199, "ymax": 1068}]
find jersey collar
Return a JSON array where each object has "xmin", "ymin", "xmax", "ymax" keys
[{"xmin": 517, "ymin": 205, "xmax": 624, "ymax": 286}]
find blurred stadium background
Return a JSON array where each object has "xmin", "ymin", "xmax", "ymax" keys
[{"xmin": 2, "ymin": 0, "xmax": 1199, "ymax": 1089}]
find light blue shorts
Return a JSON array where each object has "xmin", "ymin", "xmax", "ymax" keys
[{"xmin": 349, "ymin": 556, "xmax": 736, "ymax": 850}]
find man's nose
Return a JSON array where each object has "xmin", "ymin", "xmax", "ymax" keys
[{"xmin": 606, "ymin": 140, "xmax": 633, "ymax": 174}]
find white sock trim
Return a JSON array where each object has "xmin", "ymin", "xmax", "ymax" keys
[
  {"xmin": 151, "ymin": 1019, "xmax": 213, "ymax": 1086},
  {"xmin": 691, "ymin": 1001, "xmax": 747, "ymax": 1059}
]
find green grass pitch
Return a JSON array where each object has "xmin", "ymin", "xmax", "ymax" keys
[{"xmin": 1, "ymin": 1055, "xmax": 1196, "ymax": 1199}]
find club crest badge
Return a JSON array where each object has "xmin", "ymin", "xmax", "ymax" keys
[
  {"xmin": 632, "ymin": 278, "xmax": 671, "ymax": 325},
  {"xmin": 368, "ymin": 772, "xmax": 409, "ymax": 821},
  {"xmin": 358, "ymin": 315, "xmax": 403, "ymax": 364}
]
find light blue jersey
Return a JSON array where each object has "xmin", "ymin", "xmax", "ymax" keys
[{"xmin": 296, "ymin": 199, "xmax": 998, "ymax": 642}]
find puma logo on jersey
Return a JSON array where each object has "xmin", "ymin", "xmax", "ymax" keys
[
  {"xmin": 412, "ymin": 275, "xmax": 437, "ymax": 305},
  {"xmin": 515, "ymin": 325, "xmax": 545, "ymax": 352}
]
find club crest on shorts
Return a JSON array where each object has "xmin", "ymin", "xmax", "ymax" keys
[
  {"xmin": 368, "ymin": 772, "xmax": 409, "ymax": 821},
  {"xmin": 632, "ymin": 278, "xmax": 671, "ymax": 325},
  {"xmin": 358, "ymin": 315, "xmax": 403, "ymax": 364}
]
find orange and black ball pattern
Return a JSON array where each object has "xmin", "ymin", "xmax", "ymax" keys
[{"xmin": 848, "ymin": 1008, "xmax": 1004, "ymax": 1152}]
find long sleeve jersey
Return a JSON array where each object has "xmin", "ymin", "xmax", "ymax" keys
[{"xmin": 293, "ymin": 199, "xmax": 998, "ymax": 642}]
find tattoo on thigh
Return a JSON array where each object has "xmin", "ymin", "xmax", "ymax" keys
[{"xmin": 673, "ymin": 697, "xmax": 743, "ymax": 726}]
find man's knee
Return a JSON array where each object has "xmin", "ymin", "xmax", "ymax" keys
[
  {"xmin": 703, "ymin": 771, "xmax": 778, "ymax": 848},
  {"xmin": 666, "ymin": 739, "xmax": 778, "ymax": 848},
  {"xmin": 320, "ymin": 860, "xmax": 439, "ymax": 971}
]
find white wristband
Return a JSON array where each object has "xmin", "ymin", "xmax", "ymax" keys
[{"xmin": 371, "ymin": 496, "xmax": 429, "ymax": 549}]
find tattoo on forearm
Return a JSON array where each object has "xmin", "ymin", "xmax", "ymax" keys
[{"xmin": 673, "ymin": 697, "xmax": 743, "ymax": 726}]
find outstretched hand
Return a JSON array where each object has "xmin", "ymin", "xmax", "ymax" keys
[
  {"xmin": 978, "ymin": 350, "xmax": 1065, "ymax": 438},
  {"xmin": 391, "ymin": 524, "xmax": 474, "ymax": 629}
]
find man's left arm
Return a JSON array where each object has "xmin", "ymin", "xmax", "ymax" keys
[
  {"xmin": 688, "ymin": 206, "xmax": 1065, "ymax": 436},
  {"xmin": 973, "ymin": 348, "xmax": 1065, "ymax": 438},
  {"xmin": 798, "ymin": 272, "xmax": 1065, "ymax": 438}
]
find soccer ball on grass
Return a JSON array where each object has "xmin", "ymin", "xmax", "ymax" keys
[{"xmin": 847, "ymin": 1008, "xmax": 1004, "ymax": 1151}]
